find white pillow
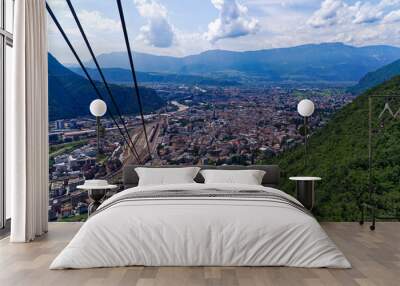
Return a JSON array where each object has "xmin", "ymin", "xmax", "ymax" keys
[
  {"xmin": 200, "ymin": 169, "xmax": 266, "ymax": 185},
  {"xmin": 135, "ymin": 167, "xmax": 201, "ymax": 186}
]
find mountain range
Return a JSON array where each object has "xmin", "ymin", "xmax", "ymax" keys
[
  {"xmin": 83, "ymin": 43, "xmax": 400, "ymax": 84},
  {"xmin": 48, "ymin": 53, "xmax": 165, "ymax": 121},
  {"xmin": 70, "ymin": 67, "xmax": 240, "ymax": 86},
  {"xmin": 273, "ymin": 75, "xmax": 400, "ymax": 221}
]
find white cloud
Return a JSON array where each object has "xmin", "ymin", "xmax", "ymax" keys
[
  {"xmin": 307, "ymin": 0, "xmax": 347, "ymax": 28},
  {"xmin": 308, "ymin": 0, "xmax": 400, "ymax": 28},
  {"xmin": 78, "ymin": 10, "xmax": 121, "ymax": 32},
  {"xmin": 351, "ymin": 2, "xmax": 385, "ymax": 24},
  {"xmin": 46, "ymin": 1, "xmax": 127, "ymax": 63},
  {"xmin": 307, "ymin": 0, "xmax": 343, "ymax": 28},
  {"xmin": 46, "ymin": 2, "xmax": 122, "ymax": 37},
  {"xmin": 134, "ymin": 0, "xmax": 175, "ymax": 48},
  {"xmin": 380, "ymin": 0, "xmax": 400, "ymax": 6},
  {"xmin": 383, "ymin": 9, "xmax": 400, "ymax": 22},
  {"xmin": 301, "ymin": 0, "xmax": 400, "ymax": 49},
  {"xmin": 205, "ymin": 0, "xmax": 260, "ymax": 43},
  {"xmin": 48, "ymin": 0, "xmax": 68, "ymax": 12}
]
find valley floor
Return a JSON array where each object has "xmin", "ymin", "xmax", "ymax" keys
[{"xmin": 0, "ymin": 222, "xmax": 399, "ymax": 286}]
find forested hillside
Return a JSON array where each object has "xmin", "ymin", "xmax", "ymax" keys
[
  {"xmin": 349, "ymin": 59, "xmax": 400, "ymax": 94},
  {"xmin": 272, "ymin": 77, "xmax": 400, "ymax": 221},
  {"xmin": 48, "ymin": 53, "xmax": 165, "ymax": 120}
]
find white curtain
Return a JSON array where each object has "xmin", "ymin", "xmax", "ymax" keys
[{"xmin": 7, "ymin": 0, "xmax": 48, "ymax": 242}]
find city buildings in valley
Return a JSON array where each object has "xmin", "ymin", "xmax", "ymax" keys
[{"xmin": 48, "ymin": 85, "xmax": 354, "ymax": 221}]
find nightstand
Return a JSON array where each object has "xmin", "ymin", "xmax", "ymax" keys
[
  {"xmin": 289, "ymin": 177, "xmax": 321, "ymax": 210},
  {"xmin": 77, "ymin": 180, "xmax": 118, "ymax": 215}
]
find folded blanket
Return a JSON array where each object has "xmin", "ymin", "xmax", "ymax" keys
[{"xmin": 94, "ymin": 188, "xmax": 311, "ymax": 218}]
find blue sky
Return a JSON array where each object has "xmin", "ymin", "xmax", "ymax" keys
[{"xmin": 47, "ymin": 0, "xmax": 400, "ymax": 64}]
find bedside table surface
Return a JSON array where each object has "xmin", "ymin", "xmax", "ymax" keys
[
  {"xmin": 77, "ymin": 184, "xmax": 118, "ymax": 190},
  {"xmin": 289, "ymin": 176, "xmax": 322, "ymax": 181}
]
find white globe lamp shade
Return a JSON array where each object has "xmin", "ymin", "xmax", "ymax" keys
[
  {"xmin": 297, "ymin": 99, "xmax": 315, "ymax": 117},
  {"xmin": 90, "ymin": 99, "xmax": 107, "ymax": 117}
]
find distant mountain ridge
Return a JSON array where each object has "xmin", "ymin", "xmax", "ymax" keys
[
  {"xmin": 83, "ymin": 43, "xmax": 400, "ymax": 83},
  {"xmin": 70, "ymin": 67, "xmax": 240, "ymax": 86},
  {"xmin": 349, "ymin": 59, "xmax": 400, "ymax": 94},
  {"xmin": 48, "ymin": 53, "xmax": 165, "ymax": 121}
]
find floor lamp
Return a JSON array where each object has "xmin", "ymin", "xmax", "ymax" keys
[
  {"xmin": 297, "ymin": 99, "xmax": 315, "ymax": 169},
  {"xmin": 90, "ymin": 99, "xmax": 107, "ymax": 156},
  {"xmin": 291, "ymin": 99, "xmax": 318, "ymax": 211}
]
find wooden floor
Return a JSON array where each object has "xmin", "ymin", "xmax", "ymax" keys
[{"xmin": 0, "ymin": 222, "xmax": 399, "ymax": 286}]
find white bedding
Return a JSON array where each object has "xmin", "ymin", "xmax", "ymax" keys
[{"xmin": 50, "ymin": 183, "xmax": 351, "ymax": 269}]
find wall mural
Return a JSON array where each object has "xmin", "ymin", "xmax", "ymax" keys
[{"xmin": 47, "ymin": 0, "xmax": 400, "ymax": 222}]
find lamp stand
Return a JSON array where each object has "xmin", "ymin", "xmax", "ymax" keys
[
  {"xmin": 304, "ymin": 116, "xmax": 308, "ymax": 169},
  {"xmin": 96, "ymin": 116, "xmax": 101, "ymax": 156}
]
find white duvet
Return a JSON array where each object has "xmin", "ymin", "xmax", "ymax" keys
[{"xmin": 50, "ymin": 183, "xmax": 351, "ymax": 269}]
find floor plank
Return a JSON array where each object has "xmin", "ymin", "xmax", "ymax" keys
[{"xmin": 0, "ymin": 222, "xmax": 398, "ymax": 286}]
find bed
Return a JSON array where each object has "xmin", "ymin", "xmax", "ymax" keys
[{"xmin": 50, "ymin": 165, "xmax": 351, "ymax": 269}]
